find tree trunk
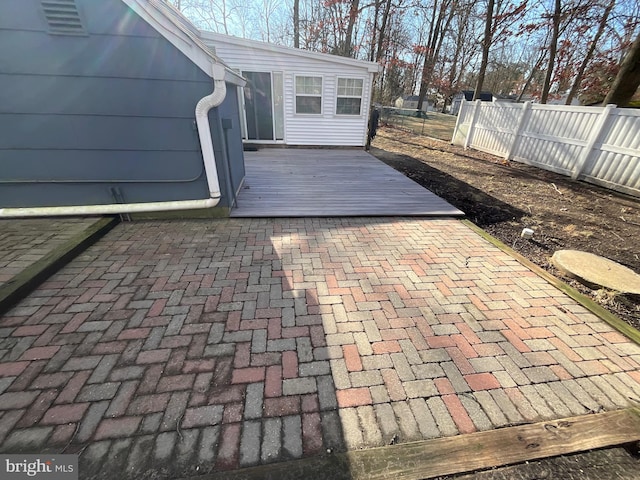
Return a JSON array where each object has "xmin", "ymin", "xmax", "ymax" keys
[
  {"xmin": 417, "ymin": 0, "xmax": 452, "ymax": 110},
  {"xmin": 410, "ymin": 31, "xmax": 426, "ymax": 94},
  {"xmin": 447, "ymin": 7, "xmax": 469, "ymax": 94},
  {"xmin": 473, "ymin": 0, "xmax": 495, "ymax": 100},
  {"xmin": 293, "ymin": 0, "xmax": 300, "ymax": 48},
  {"xmin": 603, "ymin": 33, "xmax": 640, "ymax": 106},
  {"xmin": 369, "ymin": 0, "xmax": 380, "ymax": 61},
  {"xmin": 541, "ymin": 0, "xmax": 561, "ymax": 104},
  {"xmin": 566, "ymin": 0, "xmax": 615, "ymax": 105},
  {"xmin": 417, "ymin": 1, "xmax": 440, "ymax": 110},
  {"xmin": 516, "ymin": 46, "xmax": 547, "ymax": 101},
  {"xmin": 343, "ymin": 0, "xmax": 360, "ymax": 57},
  {"xmin": 375, "ymin": 0, "xmax": 392, "ymax": 62}
]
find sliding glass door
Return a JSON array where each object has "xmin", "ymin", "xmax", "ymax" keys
[
  {"xmin": 241, "ymin": 71, "xmax": 284, "ymax": 142},
  {"xmin": 243, "ymin": 71, "xmax": 274, "ymax": 141}
]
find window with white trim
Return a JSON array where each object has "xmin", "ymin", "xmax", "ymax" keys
[
  {"xmin": 295, "ymin": 76, "xmax": 323, "ymax": 114},
  {"xmin": 336, "ymin": 78, "xmax": 363, "ymax": 115}
]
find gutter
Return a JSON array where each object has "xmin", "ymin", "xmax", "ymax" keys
[{"xmin": 0, "ymin": 64, "xmax": 228, "ymax": 219}]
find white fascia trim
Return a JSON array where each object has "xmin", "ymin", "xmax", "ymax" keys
[{"xmin": 200, "ymin": 31, "xmax": 381, "ymax": 73}]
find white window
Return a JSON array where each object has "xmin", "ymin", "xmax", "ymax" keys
[
  {"xmin": 336, "ymin": 78, "xmax": 363, "ymax": 115},
  {"xmin": 295, "ymin": 76, "xmax": 323, "ymax": 114}
]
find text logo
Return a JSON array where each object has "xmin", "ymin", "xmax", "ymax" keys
[{"xmin": 1, "ymin": 455, "xmax": 78, "ymax": 480}]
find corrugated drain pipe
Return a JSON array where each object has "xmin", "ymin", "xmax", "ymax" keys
[{"xmin": 0, "ymin": 64, "xmax": 228, "ymax": 218}]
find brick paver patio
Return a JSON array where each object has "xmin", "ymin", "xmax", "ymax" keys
[
  {"xmin": 1, "ymin": 218, "xmax": 639, "ymax": 479},
  {"xmin": 0, "ymin": 218, "xmax": 101, "ymax": 287}
]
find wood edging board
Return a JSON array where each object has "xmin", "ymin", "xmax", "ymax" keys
[
  {"xmin": 461, "ymin": 219, "xmax": 640, "ymax": 346},
  {"xmin": 0, "ymin": 216, "xmax": 119, "ymax": 316},
  {"xmin": 190, "ymin": 408, "xmax": 640, "ymax": 480}
]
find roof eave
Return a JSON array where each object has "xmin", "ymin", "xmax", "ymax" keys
[
  {"xmin": 121, "ymin": 0, "xmax": 245, "ymax": 86},
  {"xmin": 200, "ymin": 30, "xmax": 381, "ymax": 73}
]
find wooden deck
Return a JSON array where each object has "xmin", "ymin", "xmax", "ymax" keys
[{"xmin": 230, "ymin": 149, "xmax": 463, "ymax": 217}]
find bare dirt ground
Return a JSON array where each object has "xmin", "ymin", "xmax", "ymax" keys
[
  {"xmin": 444, "ymin": 445, "xmax": 640, "ymax": 480},
  {"xmin": 371, "ymin": 126, "xmax": 640, "ymax": 330}
]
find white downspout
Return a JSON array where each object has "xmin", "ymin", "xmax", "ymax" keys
[
  {"xmin": 0, "ymin": 64, "xmax": 228, "ymax": 218},
  {"xmin": 195, "ymin": 63, "xmax": 226, "ymax": 200}
]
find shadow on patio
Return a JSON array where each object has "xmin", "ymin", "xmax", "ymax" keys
[{"xmin": 1, "ymin": 218, "xmax": 640, "ymax": 479}]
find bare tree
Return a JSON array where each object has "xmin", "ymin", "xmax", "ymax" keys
[
  {"xmin": 536, "ymin": 0, "xmax": 598, "ymax": 103},
  {"xmin": 167, "ymin": 0, "xmax": 635, "ymax": 112},
  {"xmin": 342, "ymin": 0, "xmax": 361, "ymax": 56},
  {"xmin": 540, "ymin": 0, "xmax": 561, "ymax": 103},
  {"xmin": 417, "ymin": 0, "xmax": 454, "ymax": 110},
  {"xmin": 472, "ymin": 0, "xmax": 528, "ymax": 99},
  {"xmin": 516, "ymin": 45, "xmax": 548, "ymax": 101},
  {"xmin": 368, "ymin": 0, "xmax": 381, "ymax": 61},
  {"xmin": 173, "ymin": 0, "xmax": 232, "ymax": 34},
  {"xmin": 298, "ymin": 0, "xmax": 332, "ymax": 51},
  {"xmin": 258, "ymin": 0, "xmax": 283, "ymax": 42},
  {"xmin": 434, "ymin": 0, "xmax": 480, "ymax": 110},
  {"xmin": 565, "ymin": 0, "xmax": 616, "ymax": 104},
  {"xmin": 293, "ymin": 0, "xmax": 300, "ymax": 48},
  {"xmin": 603, "ymin": 33, "xmax": 640, "ymax": 105},
  {"xmin": 375, "ymin": 0, "xmax": 394, "ymax": 62},
  {"xmin": 474, "ymin": 0, "xmax": 496, "ymax": 100}
]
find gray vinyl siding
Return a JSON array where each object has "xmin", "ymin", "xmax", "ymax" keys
[
  {"xmin": 0, "ymin": 0, "xmax": 243, "ymax": 209},
  {"xmin": 210, "ymin": 86, "xmax": 245, "ymax": 202}
]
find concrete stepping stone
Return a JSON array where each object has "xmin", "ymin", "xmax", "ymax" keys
[{"xmin": 551, "ymin": 250, "xmax": 640, "ymax": 294}]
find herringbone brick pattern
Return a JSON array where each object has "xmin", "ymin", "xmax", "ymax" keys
[
  {"xmin": 1, "ymin": 218, "xmax": 639, "ymax": 478},
  {"xmin": 0, "ymin": 218, "xmax": 99, "ymax": 286}
]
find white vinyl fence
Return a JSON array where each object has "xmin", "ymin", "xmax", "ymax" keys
[{"xmin": 452, "ymin": 100, "xmax": 640, "ymax": 197}]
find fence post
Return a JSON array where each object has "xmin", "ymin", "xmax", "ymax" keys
[
  {"xmin": 505, "ymin": 101, "xmax": 532, "ymax": 161},
  {"xmin": 464, "ymin": 100, "xmax": 482, "ymax": 150},
  {"xmin": 451, "ymin": 100, "xmax": 465, "ymax": 143},
  {"xmin": 571, "ymin": 104, "xmax": 616, "ymax": 180}
]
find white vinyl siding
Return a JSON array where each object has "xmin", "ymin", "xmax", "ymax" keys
[
  {"xmin": 336, "ymin": 77, "xmax": 363, "ymax": 115},
  {"xmin": 201, "ymin": 32, "xmax": 377, "ymax": 146},
  {"xmin": 295, "ymin": 76, "xmax": 322, "ymax": 115},
  {"xmin": 273, "ymin": 71, "xmax": 285, "ymax": 140}
]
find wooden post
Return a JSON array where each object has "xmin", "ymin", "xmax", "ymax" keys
[
  {"xmin": 504, "ymin": 101, "xmax": 532, "ymax": 161},
  {"xmin": 464, "ymin": 100, "xmax": 482, "ymax": 150},
  {"xmin": 572, "ymin": 104, "xmax": 616, "ymax": 180}
]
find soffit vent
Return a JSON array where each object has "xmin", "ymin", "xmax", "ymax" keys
[{"xmin": 41, "ymin": 0, "xmax": 86, "ymax": 36}]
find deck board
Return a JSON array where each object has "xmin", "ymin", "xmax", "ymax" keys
[{"xmin": 230, "ymin": 149, "xmax": 463, "ymax": 217}]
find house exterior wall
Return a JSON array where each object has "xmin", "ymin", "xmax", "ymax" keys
[
  {"xmin": 201, "ymin": 33, "xmax": 376, "ymax": 147},
  {"xmin": 0, "ymin": 0, "xmax": 244, "ymax": 209},
  {"xmin": 210, "ymin": 86, "xmax": 245, "ymax": 203},
  {"xmin": 451, "ymin": 91, "xmax": 493, "ymax": 115}
]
